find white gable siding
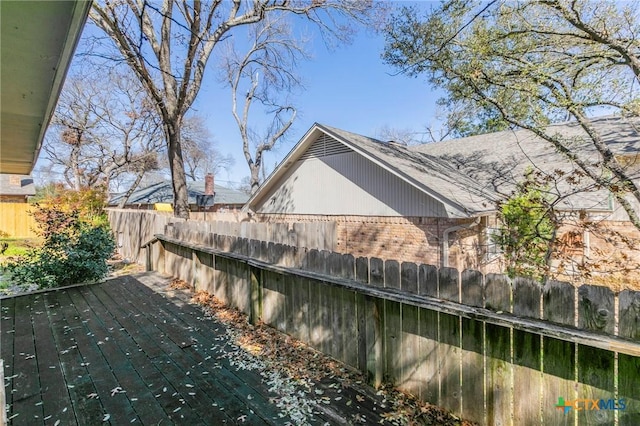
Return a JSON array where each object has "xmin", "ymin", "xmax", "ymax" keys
[{"xmin": 254, "ymin": 151, "xmax": 449, "ymax": 217}]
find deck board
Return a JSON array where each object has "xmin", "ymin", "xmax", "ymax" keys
[
  {"xmin": 111, "ymin": 276, "xmax": 280, "ymax": 424},
  {"xmin": 75, "ymin": 286, "xmax": 170, "ymax": 424},
  {"xmin": 31, "ymin": 294, "xmax": 72, "ymax": 425},
  {"xmin": 11, "ymin": 295, "xmax": 44, "ymax": 425},
  {"xmin": 100, "ymin": 280, "xmax": 247, "ymax": 424},
  {"xmin": 1, "ymin": 297, "xmax": 15, "ymax": 420},
  {"xmin": 2, "ymin": 273, "xmax": 400, "ymax": 425},
  {"xmin": 44, "ymin": 289, "xmax": 105, "ymax": 425},
  {"xmin": 88, "ymin": 282, "xmax": 209, "ymax": 425}
]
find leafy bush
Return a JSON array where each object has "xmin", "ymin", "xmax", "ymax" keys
[
  {"xmin": 494, "ymin": 173, "xmax": 556, "ymax": 281},
  {"xmin": 31, "ymin": 184, "xmax": 109, "ymax": 228},
  {"xmin": 6, "ymin": 188, "xmax": 115, "ymax": 289}
]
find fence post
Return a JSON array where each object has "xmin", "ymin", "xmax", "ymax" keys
[
  {"xmin": 618, "ymin": 291, "xmax": 640, "ymax": 425},
  {"xmin": 373, "ymin": 297, "xmax": 384, "ymax": 388},
  {"xmin": 461, "ymin": 270, "xmax": 485, "ymax": 425},
  {"xmin": 577, "ymin": 285, "xmax": 615, "ymax": 425},
  {"xmin": 513, "ymin": 278, "xmax": 542, "ymax": 424},
  {"xmin": 191, "ymin": 249, "xmax": 198, "ymax": 291},
  {"xmin": 541, "ymin": 280, "xmax": 575, "ymax": 426},
  {"xmin": 157, "ymin": 241, "xmax": 166, "ymax": 275},
  {"xmin": 249, "ymin": 266, "xmax": 262, "ymax": 325},
  {"xmin": 485, "ymin": 273, "xmax": 512, "ymax": 426},
  {"xmin": 145, "ymin": 242, "xmax": 152, "ymax": 272}
]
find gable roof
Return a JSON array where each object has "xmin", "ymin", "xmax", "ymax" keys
[
  {"xmin": 246, "ymin": 116, "xmax": 640, "ymax": 217},
  {"xmin": 0, "ymin": 174, "xmax": 36, "ymax": 196},
  {"xmin": 109, "ymin": 181, "xmax": 249, "ymax": 206}
]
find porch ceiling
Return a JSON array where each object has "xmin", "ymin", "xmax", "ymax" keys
[{"xmin": 0, "ymin": 1, "xmax": 90, "ymax": 174}]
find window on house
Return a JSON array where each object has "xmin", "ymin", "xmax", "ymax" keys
[{"xmin": 484, "ymin": 225, "xmax": 502, "ymax": 262}]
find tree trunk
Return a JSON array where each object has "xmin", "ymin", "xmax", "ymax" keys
[
  {"xmin": 71, "ymin": 145, "xmax": 82, "ymax": 190},
  {"xmin": 165, "ymin": 121, "xmax": 190, "ymax": 219},
  {"xmin": 250, "ymin": 163, "xmax": 261, "ymax": 195}
]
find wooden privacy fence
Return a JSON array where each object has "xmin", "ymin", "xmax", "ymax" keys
[
  {"xmin": 166, "ymin": 218, "xmax": 337, "ymax": 252},
  {"xmin": 145, "ymin": 233, "xmax": 640, "ymax": 426},
  {"xmin": 108, "ymin": 209, "xmax": 181, "ymax": 263},
  {"xmin": 0, "ymin": 203, "xmax": 38, "ymax": 238},
  {"xmin": 107, "ymin": 208, "xmax": 337, "ymax": 263}
]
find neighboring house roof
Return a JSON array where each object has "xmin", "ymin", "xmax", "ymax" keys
[
  {"xmin": 0, "ymin": 174, "xmax": 36, "ymax": 196},
  {"xmin": 109, "ymin": 181, "xmax": 249, "ymax": 206},
  {"xmin": 245, "ymin": 115, "xmax": 640, "ymax": 218}
]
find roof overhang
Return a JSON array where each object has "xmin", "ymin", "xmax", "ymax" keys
[
  {"xmin": 244, "ymin": 123, "xmax": 481, "ymax": 218},
  {"xmin": 243, "ymin": 124, "xmax": 326, "ymax": 212},
  {"xmin": 0, "ymin": 0, "xmax": 91, "ymax": 174}
]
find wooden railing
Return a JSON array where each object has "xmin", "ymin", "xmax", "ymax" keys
[{"xmin": 144, "ymin": 233, "xmax": 640, "ymax": 426}]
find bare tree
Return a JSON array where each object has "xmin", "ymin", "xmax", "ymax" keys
[
  {"xmin": 44, "ymin": 70, "xmax": 163, "ymax": 197},
  {"xmin": 181, "ymin": 115, "xmax": 234, "ymax": 182},
  {"xmin": 46, "ymin": 76, "xmax": 101, "ymax": 189},
  {"xmin": 89, "ymin": 0, "xmax": 380, "ymax": 217},
  {"xmin": 221, "ymin": 15, "xmax": 306, "ymax": 194}
]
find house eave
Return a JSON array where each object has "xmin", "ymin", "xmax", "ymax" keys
[
  {"xmin": 319, "ymin": 125, "xmax": 480, "ymax": 218},
  {"xmin": 0, "ymin": 0, "xmax": 91, "ymax": 174},
  {"xmin": 245, "ymin": 124, "xmax": 483, "ymax": 218}
]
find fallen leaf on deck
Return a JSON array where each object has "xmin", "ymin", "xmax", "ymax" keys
[{"xmin": 110, "ymin": 387, "xmax": 125, "ymax": 396}]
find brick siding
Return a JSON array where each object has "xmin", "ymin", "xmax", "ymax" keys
[
  {"xmin": 256, "ymin": 214, "xmax": 494, "ymax": 272},
  {"xmin": 255, "ymin": 213, "xmax": 640, "ymax": 285}
]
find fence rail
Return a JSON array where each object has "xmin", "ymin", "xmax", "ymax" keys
[{"xmin": 145, "ymin": 233, "xmax": 640, "ymax": 426}]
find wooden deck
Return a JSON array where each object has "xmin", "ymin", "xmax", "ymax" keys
[{"xmin": 1, "ymin": 273, "xmax": 399, "ymax": 425}]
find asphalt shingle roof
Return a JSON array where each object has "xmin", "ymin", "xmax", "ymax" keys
[
  {"xmin": 320, "ymin": 115, "xmax": 640, "ymax": 215},
  {"xmin": 109, "ymin": 181, "xmax": 249, "ymax": 206}
]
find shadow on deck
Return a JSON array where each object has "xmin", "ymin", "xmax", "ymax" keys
[{"xmin": 1, "ymin": 273, "xmax": 397, "ymax": 425}]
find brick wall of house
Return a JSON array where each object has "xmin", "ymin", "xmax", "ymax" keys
[
  {"xmin": 208, "ymin": 212, "xmax": 638, "ymax": 286},
  {"xmin": 256, "ymin": 214, "xmax": 494, "ymax": 272},
  {"xmin": 554, "ymin": 220, "xmax": 640, "ymax": 288}
]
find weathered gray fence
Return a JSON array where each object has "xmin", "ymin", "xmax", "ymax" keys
[
  {"xmin": 108, "ymin": 209, "xmax": 337, "ymax": 264},
  {"xmin": 108, "ymin": 209, "xmax": 181, "ymax": 263},
  {"xmin": 146, "ymin": 233, "xmax": 640, "ymax": 426}
]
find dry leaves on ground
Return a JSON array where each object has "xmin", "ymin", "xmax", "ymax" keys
[
  {"xmin": 189, "ymin": 289, "xmax": 476, "ymax": 426},
  {"xmin": 168, "ymin": 278, "xmax": 191, "ymax": 290}
]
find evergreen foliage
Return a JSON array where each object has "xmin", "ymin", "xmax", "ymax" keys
[
  {"xmin": 494, "ymin": 173, "xmax": 556, "ymax": 280},
  {"xmin": 6, "ymin": 187, "xmax": 115, "ymax": 288}
]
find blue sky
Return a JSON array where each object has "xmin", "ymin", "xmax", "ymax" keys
[
  {"xmin": 40, "ymin": 2, "xmax": 442, "ymax": 188},
  {"xmin": 195, "ymin": 10, "xmax": 442, "ymax": 186}
]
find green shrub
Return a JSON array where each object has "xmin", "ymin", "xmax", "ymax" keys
[
  {"xmin": 494, "ymin": 171, "xmax": 556, "ymax": 281},
  {"xmin": 6, "ymin": 188, "xmax": 115, "ymax": 289}
]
